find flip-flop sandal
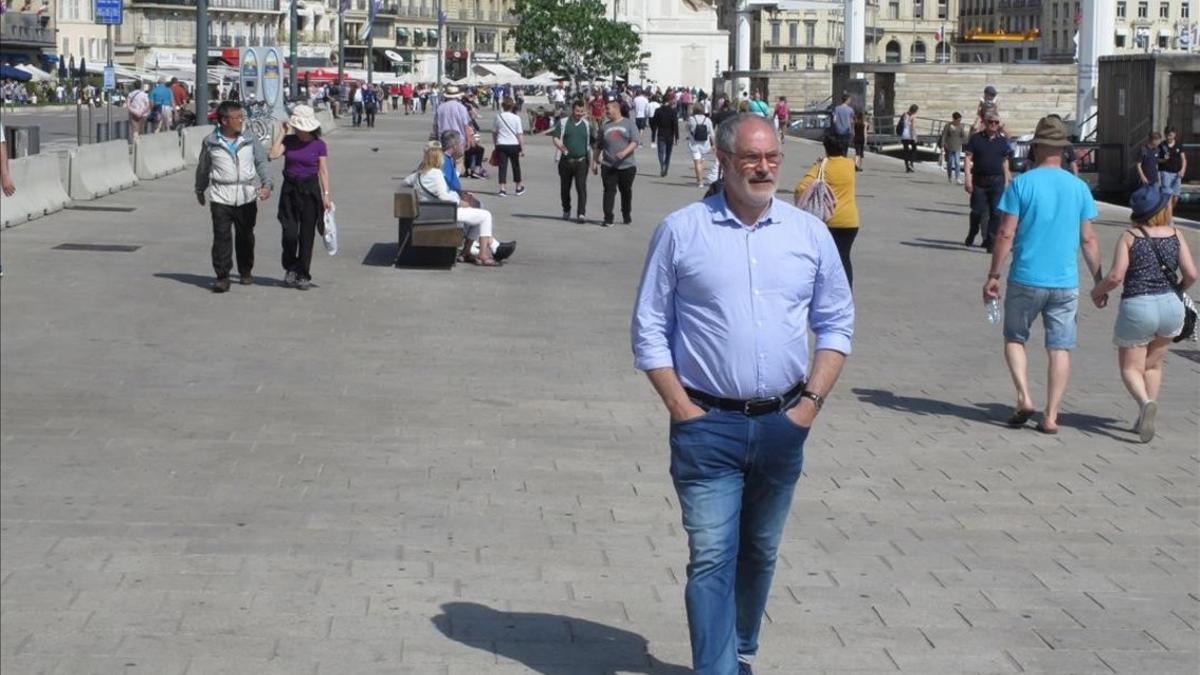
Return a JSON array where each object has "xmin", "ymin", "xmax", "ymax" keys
[
  {"xmin": 1034, "ymin": 422, "xmax": 1059, "ymax": 435},
  {"xmin": 1007, "ymin": 409, "xmax": 1035, "ymax": 427},
  {"xmin": 473, "ymin": 258, "xmax": 502, "ymax": 267}
]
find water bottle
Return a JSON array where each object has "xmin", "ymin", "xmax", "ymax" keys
[{"xmin": 986, "ymin": 298, "xmax": 1001, "ymax": 325}]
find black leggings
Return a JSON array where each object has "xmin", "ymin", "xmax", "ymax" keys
[
  {"xmin": 828, "ymin": 227, "xmax": 858, "ymax": 287},
  {"xmin": 496, "ymin": 144, "xmax": 522, "ymax": 184},
  {"xmin": 901, "ymin": 139, "xmax": 917, "ymax": 168}
]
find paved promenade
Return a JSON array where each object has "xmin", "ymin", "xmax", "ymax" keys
[{"xmin": 1, "ymin": 109, "xmax": 1197, "ymax": 675}]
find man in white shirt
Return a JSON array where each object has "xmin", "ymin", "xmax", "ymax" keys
[
  {"xmin": 551, "ymin": 84, "xmax": 567, "ymax": 114},
  {"xmin": 633, "ymin": 91, "xmax": 650, "ymax": 140}
]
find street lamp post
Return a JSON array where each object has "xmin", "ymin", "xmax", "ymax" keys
[
  {"xmin": 436, "ymin": 0, "xmax": 444, "ymax": 85},
  {"xmin": 289, "ymin": 0, "xmax": 299, "ymax": 98},
  {"xmin": 196, "ymin": 0, "xmax": 209, "ymax": 117}
]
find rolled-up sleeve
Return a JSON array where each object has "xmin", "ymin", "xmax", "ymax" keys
[
  {"xmin": 809, "ymin": 227, "xmax": 855, "ymax": 355},
  {"xmin": 631, "ymin": 220, "xmax": 678, "ymax": 371}
]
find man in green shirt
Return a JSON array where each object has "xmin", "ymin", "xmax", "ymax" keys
[{"xmin": 551, "ymin": 100, "xmax": 593, "ymax": 223}]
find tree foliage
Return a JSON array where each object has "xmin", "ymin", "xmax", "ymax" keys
[{"xmin": 512, "ymin": 0, "xmax": 642, "ymax": 83}]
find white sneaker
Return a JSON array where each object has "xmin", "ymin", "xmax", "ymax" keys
[{"xmin": 651, "ymin": 142, "xmax": 657, "ymax": 148}]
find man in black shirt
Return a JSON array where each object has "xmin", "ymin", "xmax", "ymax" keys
[
  {"xmin": 1157, "ymin": 125, "xmax": 1188, "ymax": 208},
  {"xmin": 963, "ymin": 111, "xmax": 1012, "ymax": 251}
]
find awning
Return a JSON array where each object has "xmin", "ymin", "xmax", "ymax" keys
[
  {"xmin": 427, "ymin": 29, "xmax": 439, "ymax": 41},
  {"xmin": 1159, "ymin": 28, "xmax": 1172, "ymax": 36},
  {"xmin": 470, "ymin": 62, "xmax": 524, "ymax": 83},
  {"xmin": 396, "ymin": 27, "xmax": 410, "ymax": 37},
  {"xmin": 385, "ymin": 49, "xmax": 405, "ymax": 64},
  {"xmin": 1115, "ymin": 27, "xmax": 1130, "ymax": 37}
]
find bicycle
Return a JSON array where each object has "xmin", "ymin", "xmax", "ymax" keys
[{"xmin": 244, "ymin": 99, "xmax": 277, "ymax": 146}]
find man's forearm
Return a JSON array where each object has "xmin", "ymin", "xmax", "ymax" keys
[
  {"xmin": 1081, "ymin": 238, "xmax": 1103, "ymax": 282},
  {"xmin": 645, "ymin": 368, "xmax": 693, "ymax": 416},
  {"xmin": 805, "ymin": 349, "xmax": 847, "ymax": 398}
]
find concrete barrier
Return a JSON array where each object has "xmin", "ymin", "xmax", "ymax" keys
[
  {"xmin": 182, "ymin": 125, "xmax": 215, "ymax": 166},
  {"xmin": 1, "ymin": 153, "xmax": 71, "ymax": 228},
  {"xmin": 68, "ymin": 139, "xmax": 138, "ymax": 201},
  {"xmin": 134, "ymin": 132, "xmax": 186, "ymax": 180}
]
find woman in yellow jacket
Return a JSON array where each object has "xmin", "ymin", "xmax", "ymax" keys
[{"xmin": 794, "ymin": 132, "xmax": 860, "ymax": 286}]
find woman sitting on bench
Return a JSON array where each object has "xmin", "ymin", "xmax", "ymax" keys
[{"xmin": 405, "ymin": 143, "xmax": 512, "ymax": 266}]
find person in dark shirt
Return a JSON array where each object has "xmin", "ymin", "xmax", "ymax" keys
[
  {"xmin": 963, "ymin": 111, "xmax": 1012, "ymax": 251},
  {"xmin": 651, "ymin": 95, "xmax": 679, "ymax": 177},
  {"xmin": 1157, "ymin": 125, "xmax": 1187, "ymax": 207},
  {"xmin": 1136, "ymin": 131, "xmax": 1162, "ymax": 187}
]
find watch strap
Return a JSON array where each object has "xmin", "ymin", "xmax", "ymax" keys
[{"xmin": 799, "ymin": 390, "xmax": 824, "ymax": 410}]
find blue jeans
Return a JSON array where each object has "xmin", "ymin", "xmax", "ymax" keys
[
  {"xmin": 945, "ymin": 150, "xmax": 962, "ymax": 181},
  {"xmin": 669, "ymin": 408, "xmax": 809, "ymax": 675},
  {"xmin": 657, "ymin": 138, "xmax": 674, "ymax": 173}
]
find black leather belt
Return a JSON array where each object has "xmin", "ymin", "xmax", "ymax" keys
[{"xmin": 684, "ymin": 381, "xmax": 806, "ymax": 417}]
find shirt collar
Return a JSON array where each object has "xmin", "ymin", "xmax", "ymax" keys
[{"xmin": 705, "ymin": 190, "xmax": 785, "ymax": 230}]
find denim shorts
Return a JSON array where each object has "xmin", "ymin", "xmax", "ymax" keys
[
  {"xmin": 1003, "ymin": 281, "xmax": 1079, "ymax": 349},
  {"xmin": 1114, "ymin": 292, "xmax": 1185, "ymax": 347},
  {"xmin": 1159, "ymin": 172, "xmax": 1182, "ymax": 196}
]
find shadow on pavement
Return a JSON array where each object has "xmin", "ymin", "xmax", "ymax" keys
[
  {"xmin": 898, "ymin": 238, "xmax": 977, "ymax": 253},
  {"xmin": 910, "ymin": 206, "xmax": 964, "ymax": 217},
  {"xmin": 852, "ymin": 388, "xmax": 1010, "ymax": 425},
  {"xmin": 362, "ymin": 242, "xmax": 398, "ymax": 267},
  {"xmin": 431, "ymin": 602, "xmax": 692, "ymax": 675},
  {"xmin": 153, "ymin": 272, "xmax": 289, "ymax": 288},
  {"xmin": 1055, "ymin": 411, "xmax": 1133, "ymax": 441},
  {"xmin": 1170, "ymin": 347, "xmax": 1200, "ymax": 365}
]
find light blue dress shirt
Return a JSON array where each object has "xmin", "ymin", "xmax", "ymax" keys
[{"xmin": 632, "ymin": 192, "xmax": 855, "ymax": 400}]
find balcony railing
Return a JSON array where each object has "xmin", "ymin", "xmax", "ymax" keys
[
  {"xmin": 219, "ymin": 35, "xmax": 233, "ymax": 46},
  {"xmin": 1, "ymin": 12, "xmax": 55, "ymax": 46},
  {"xmin": 300, "ymin": 30, "xmax": 332, "ymax": 43}
]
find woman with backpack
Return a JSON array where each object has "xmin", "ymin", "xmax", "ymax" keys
[
  {"xmin": 898, "ymin": 104, "xmax": 919, "ymax": 172},
  {"xmin": 1089, "ymin": 185, "xmax": 1197, "ymax": 442},
  {"xmin": 686, "ymin": 103, "xmax": 714, "ymax": 188},
  {"xmin": 794, "ymin": 131, "xmax": 860, "ymax": 287}
]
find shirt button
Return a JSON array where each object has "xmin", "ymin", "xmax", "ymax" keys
[
  {"xmin": 757, "ymin": 321, "xmax": 763, "ymax": 327},
  {"xmin": 753, "ymin": 289, "xmax": 760, "ymax": 296},
  {"xmin": 751, "ymin": 258, "xmax": 758, "ymax": 264}
]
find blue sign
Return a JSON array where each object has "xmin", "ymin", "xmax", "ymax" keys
[
  {"xmin": 94, "ymin": 0, "xmax": 123, "ymax": 25},
  {"xmin": 102, "ymin": 66, "xmax": 115, "ymax": 91}
]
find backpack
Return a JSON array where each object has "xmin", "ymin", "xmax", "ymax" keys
[
  {"xmin": 895, "ymin": 115, "xmax": 905, "ymax": 136},
  {"xmin": 795, "ymin": 158, "xmax": 837, "ymax": 223},
  {"xmin": 691, "ymin": 115, "xmax": 709, "ymax": 143}
]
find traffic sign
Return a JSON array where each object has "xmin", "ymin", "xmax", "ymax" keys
[
  {"xmin": 94, "ymin": 0, "xmax": 123, "ymax": 25},
  {"xmin": 103, "ymin": 66, "xmax": 115, "ymax": 91}
]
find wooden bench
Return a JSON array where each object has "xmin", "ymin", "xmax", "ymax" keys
[{"xmin": 394, "ymin": 190, "xmax": 461, "ymax": 268}]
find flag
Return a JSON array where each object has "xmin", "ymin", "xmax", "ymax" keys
[
  {"xmin": 338, "ymin": 0, "xmax": 350, "ymax": 17},
  {"xmin": 0, "ymin": 0, "xmax": 8, "ymax": 15},
  {"xmin": 358, "ymin": 0, "xmax": 381, "ymax": 42},
  {"xmin": 934, "ymin": 25, "xmax": 944, "ymax": 42}
]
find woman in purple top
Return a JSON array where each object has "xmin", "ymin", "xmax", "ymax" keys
[{"xmin": 269, "ymin": 105, "xmax": 331, "ymax": 290}]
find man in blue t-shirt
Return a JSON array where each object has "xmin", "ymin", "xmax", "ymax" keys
[{"xmin": 982, "ymin": 116, "xmax": 1103, "ymax": 435}]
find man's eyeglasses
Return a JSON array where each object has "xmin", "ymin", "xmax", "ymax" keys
[
  {"xmin": 735, "ymin": 152, "xmax": 785, "ymax": 168},
  {"xmin": 986, "ymin": 120, "xmax": 1000, "ymax": 125}
]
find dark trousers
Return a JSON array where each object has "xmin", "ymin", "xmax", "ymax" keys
[
  {"xmin": 601, "ymin": 165, "xmax": 636, "ymax": 224},
  {"xmin": 901, "ymin": 139, "xmax": 917, "ymax": 169},
  {"xmin": 558, "ymin": 156, "xmax": 588, "ymax": 216},
  {"xmin": 968, "ymin": 174, "xmax": 1005, "ymax": 248},
  {"xmin": 649, "ymin": 118, "xmax": 658, "ymax": 144},
  {"xmin": 351, "ymin": 102, "xmax": 363, "ymax": 126},
  {"xmin": 496, "ymin": 144, "xmax": 522, "ymax": 184},
  {"xmin": 365, "ymin": 103, "xmax": 377, "ymax": 127},
  {"xmin": 657, "ymin": 139, "xmax": 674, "ymax": 174},
  {"xmin": 828, "ymin": 227, "xmax": 858, "ymax": 288},
  {"xmin": 278, "ymin": 175, "xmax": 322, "ymax": 280},
  {"xmin": 463, "ymin": 146, "xmax": 484, "ymax": 174},
  {"xmin": 211, "ymin": 202, "xmax": 257, "ymax": 279}
]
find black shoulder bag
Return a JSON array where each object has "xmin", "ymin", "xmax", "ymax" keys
[{"xmin": 1138, "ymin": 226, "xmax": 1197, "ymax": 343}]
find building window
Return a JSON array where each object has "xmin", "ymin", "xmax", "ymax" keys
[
  {"xmin": 771, "ymin": 52, "xmax": 780, "ymax": 69},
  {"xmin": 806, "ymin": 54, "xmax": 815, "ymax": 69},
  {"xmin": 1052, "ymin": 31, "xmax": 1058, "ymax": 48},
  {"xmin": 1116, "ymin": 1, "xmax": 1126, "ymax": 16},
  {"xmin": 788, "ymin": 22, "xmax": 798, "ymax": 45},
  {"xmin": 805, "ymin": 21, "xmax": 815, "ymax": 45},
  {"xmin": 1158, "ymin": 33, "xmax": 1168, "ymax": 47},
  {"xmin": 1159, "ymin": 2, "xmax": 1169, "ymax": 17},
  {"xmin": 885, "ymin": 39, "xmax": 902, "ymax": 62},
  {"xmin": 1115, "ymin": 32, "xmax": 1126, "ymax": 47},
  {"xmin": 1013, "ymin": 47, "xmax": 1023, "ymax": 60},
  {"xmin": 1183, "ymin": 3, "xmax": 1190, "ymax": 17},
  {"xmin": 912, "ymin": 39, "xmax": 927, "ymax": 62},
  {"xmin": 788, "ymin": 52, "xmax": 798, "ymax": 68},
  {"xmin": 935, "ymin": 41, "xmax": 950, "ymax": 62},
  {"xmin": 888, "ymin": 0, "xmax": 900, "ymax": 18},
  {"xmin": 770, "ymin": 21, "xmax": 781, "ymax": 45},
  {"xmin": 914, "ymin": 0, "xmax": 924, "ymax": 18},
  {"xmin": 938, "ymin": 0, "xmax": 947, "ymax": 19},
  {"xmin": 1028, "ymin": 47, "xmax": 1038, "ymax": 59},
  {"xmin": 1136, "ymin": 1, "xmax": 1147, "ymax": 17}
]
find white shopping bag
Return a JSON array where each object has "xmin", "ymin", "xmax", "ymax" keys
[{"xmin": 322, "ymin": 202, "xmax": 338, "ymax": 255}]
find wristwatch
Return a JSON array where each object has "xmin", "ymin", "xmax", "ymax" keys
[{"xmin": 799, "ymin": 390, "xmax": 824, "ymax": 411}]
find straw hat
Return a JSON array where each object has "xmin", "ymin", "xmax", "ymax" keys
[
  {"xmin": 288, "ymin": 104, "xmax": 321, "ymax": 132},
  {"xmin": 443, "ymin": 85, "xmax": 464, "ymax": 99}
]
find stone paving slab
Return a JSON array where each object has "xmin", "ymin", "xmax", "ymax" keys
[{"xmin": 2, "ymin": 107, "xmax": 1197, "ymax": 674}]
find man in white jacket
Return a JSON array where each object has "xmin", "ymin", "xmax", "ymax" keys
[{"xmin": 195, "ymin": 101, "xmax": 274, "ymax": 292}]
